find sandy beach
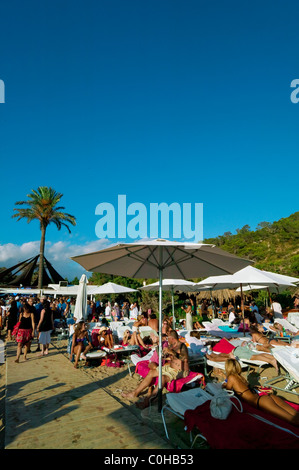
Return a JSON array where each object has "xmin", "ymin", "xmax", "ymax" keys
[{"xmin": 0, "ymin": 333, "xmax": 298, "ymax": 450}]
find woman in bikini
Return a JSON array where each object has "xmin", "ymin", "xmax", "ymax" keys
[
  {"xmin": 223, "ymin": 358, "xmax": 299, "ymax": 426},
  {"xmin": 70, "ymin": 321, "xmax": 93, "ymax": 368},
  {"xmin": 250, "ymin": 325, "xmax": 289, "ymax": 350}
]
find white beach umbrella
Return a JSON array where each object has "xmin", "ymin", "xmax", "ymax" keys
[
  {"xmin": 261, "ymin": 271, "xmax": 299, "ymax": 285},
  {"xmin": 196, "ymin": 266, "xmax": 296, "ymax": 331},
  {"xmin": 88, "ymin": 282, "xmax": 138, "ymax": 295},
  {"xmin": 196, "ymin": 266, "xmax": 296, "ymax": 290},
  {"xmin": 71, "ymin": 239, "xmax": 252, "ymax": 410},
  {"xmin": 141, "ymin": 279, "xmax": 196, "ymax": 329},
  {"xmin": 74, "ymin": 274, "xmax": 88, "ymax": 321}
]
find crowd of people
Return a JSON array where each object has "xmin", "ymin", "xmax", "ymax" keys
[{"xmin": 1, "ymin": 291, "xmax": 299, "ymax": 428}]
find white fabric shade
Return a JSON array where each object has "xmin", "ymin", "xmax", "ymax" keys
[
  {"xmin": 71, "ymin": 239, "xmax": 253, "ymax": 279},
  {"xmin": 141, "ymin": 279, "xmax": 196, "ymax": 292},
  {"xmin": 141, "ymin": 279, "xmax": 196, "ymax": 329},
  {"xmin": 196, "ymin": 266, "xmax": 296, "ymax": 290},
  {"xmin": 74, "ymin": 274, "xmax": 88, "ymax": 321},
  {"xmin": 71, "ymin": 238, "xmax": 253, "ymax": 411},
  {"xmin": 88, "ymin": 282, "xmax": 138, "ymax": 295}
]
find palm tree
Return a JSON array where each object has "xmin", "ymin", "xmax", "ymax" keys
[{"xmin": 12, "ymin": 186, "xmax": 76, "ymax": 289}]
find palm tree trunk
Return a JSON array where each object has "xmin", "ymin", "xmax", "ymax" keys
[{"xmin": 38, "ymin": 225, "xmax": 46, "ymax": 290}]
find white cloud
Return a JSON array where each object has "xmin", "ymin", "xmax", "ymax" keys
[{"xmin": 0, "ymin": 239, "xmax": 113, "ymax": 281}]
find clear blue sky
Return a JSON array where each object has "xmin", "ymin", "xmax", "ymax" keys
[{"xmin": 0, "ymin": 0, "xmax": 298, "ymax": 279}]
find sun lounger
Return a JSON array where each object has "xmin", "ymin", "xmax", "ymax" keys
[
  {"xmin": 275, "ymin": 318, "xmax": 299, "ymax": 334},
  {"xmin": 287, "ymin": 311, "xmax": 299, "ymax": 329},
  {"xmin": 161, "ymin": 386, "xmax": 215, "ymax": 444},
  {"xmin": 183, "ymin": 398, "xmax": 299, "ymax": 448},
  {"xmin": 206, "ymin": 338, "xmax": 269, "ymax": 377},
  {"xmin": 115, "ymin": 325, "xmax": 133, "ymax": 341},
  {"xmin": 264, "ymin": 346, "xmax": 299, "ymax": 395}
]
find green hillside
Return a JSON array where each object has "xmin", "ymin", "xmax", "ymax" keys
[{"xmin": 203, "ymin": 211, "xmax": 299, "ymax": 277}]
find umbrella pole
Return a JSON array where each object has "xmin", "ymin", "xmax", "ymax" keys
[
  {"xmin": 158, "ymin": 249, "xmax": 163, "ymax": 413},
  {"xmin": 210, "ymin": 289, "xmax": 215, "ymax": 319},
  {"xmin": 172, "ymin": 286, "xmax": 175, "ymax": 330},
  {"xmin": 240, "ymin": 284, "xmax": 245, "ymax": 337}
]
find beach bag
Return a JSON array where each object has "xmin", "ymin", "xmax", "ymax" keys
[{"xmin": 210, "ymin": 391, "xmax": 243, "ymax": 420}]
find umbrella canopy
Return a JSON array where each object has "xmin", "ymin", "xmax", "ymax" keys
[
  {"xmin": 88, "ymin": 282, "xmax": 138, "ymax": 295},
  {"xmin": 71, "ymin": 239, "xmax": 253, "ymax": 278},
  {"xmin": 71, "ymin": 239, "xmax": 253, "ymax": 410},
  {"xmin": 141, "ymin": 279, "xmax": 196, "ymax": 329},
  {"xmin": 196, "ymin": 266, "xmax": 297, "ymax": 333},
  {"xmin": 261, "ymin": 271, "xmax": 299, "ymax": 285},
  {"xmin": 196, "ymin": 266, "xmax": 296, "ymax": 290},
  {"xmin": 141, "ymin": 278, "xmax": 196, "ymax": 292},
  {"xmin": 74, "ymin": 274, "xmax": 88, "ymax": 321}
]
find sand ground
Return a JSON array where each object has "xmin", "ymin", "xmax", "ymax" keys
[{"xmin": 0, "ymin": 332, "xmax": 298, "ymax": 449}]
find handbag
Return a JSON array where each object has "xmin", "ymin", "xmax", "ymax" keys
[{"xmin": 210, "ymin": 390, "xmax": 243, "ymax": 420}]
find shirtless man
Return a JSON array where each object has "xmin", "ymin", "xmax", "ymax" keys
[
  {"xmin": 122, "ymin": 330, "xmax": 189, "ymax": 403},
  {"xmin": 148, "ymin": 313, "xmax": 159, "ymax": 332}
]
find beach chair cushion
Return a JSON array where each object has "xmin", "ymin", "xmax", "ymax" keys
[{"xmin": 184, "ymin": 399, "xmax": 299, "ymax": 449}]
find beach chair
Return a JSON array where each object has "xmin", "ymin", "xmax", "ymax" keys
[
  {"xmin": 161, "ymin": 382, "xmax": 236, "ymax": 446},
  {"xmin": 115, "ymin": 325, "xmax": 133, "ymax": 342},
  {"xmin": 206, "ymin": 338, "xmax": 269, "ymax": 379},
  {"xmin": 275, "ymin": 318, "xmax": 299, "ymax": 334},
  {"xmin": 264, "ymin": 346, "xmax": 299, "ymax": 396},
  {"xmin": 161, "ymin": 386, "xmax": 214, "ymax": 446},
  {"xmin": 183, "ymin": 398, "xmax": 299, "ymax": 449}
]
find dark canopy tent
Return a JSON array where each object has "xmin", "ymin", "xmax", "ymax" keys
[{"xmin": 0, "ymin": 255, "xmax": 65, "ymax": 287}]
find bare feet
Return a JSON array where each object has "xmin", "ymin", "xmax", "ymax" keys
[{"xmin": 121, "ymin": 391, "xmax": 137, "ymax": 400}]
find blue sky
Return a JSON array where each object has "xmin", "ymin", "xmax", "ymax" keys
[{"xmin": 0, "ymin": 0, "xmax": 299, "ymax": 279}]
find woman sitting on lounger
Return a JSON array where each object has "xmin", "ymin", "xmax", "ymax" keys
[
  {"xmin": 97, "ymin": 326, "xmax": 114, "ymax": 349},
  {"xmin": 223, "ymin": 359, "xmax": 299, "ymax": 427},
  {"xmin": 70, "ymin": 321, "xmax": 93, "ymax": 368},
  {"xmin": 122, "ymin": 328, "xmax": 152, "ymax": 349}
]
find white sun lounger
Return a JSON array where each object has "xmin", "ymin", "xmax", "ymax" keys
[
  {"xmin": 265, "ymin": 346, "xmax": 299, "ymax": 395},
  {"xmin": 275, "ymin": 318, "xmax": 299, "ymax": 334},
  {"xmin": 161, "ymin": 383, "xmax": 232, "ymax": 445}
]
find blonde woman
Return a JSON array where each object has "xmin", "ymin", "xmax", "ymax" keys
[{"xmin": 223, "ymin": 358, "xmax": 299, "ymax": 426}]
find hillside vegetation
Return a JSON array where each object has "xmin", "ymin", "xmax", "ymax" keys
[{"xmin": 203, "ymin": 211, "xmax": 299, "ymax": 277}]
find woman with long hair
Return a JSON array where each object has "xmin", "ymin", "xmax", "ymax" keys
[
  {"xmin": 7, "ymin": 299, "xmax": 19, "ymax": 341},
  {"xmin": 15, "ymin": 303, "xmax": 35, "ymax": 363},
  {"xmin": 70, "ymin": 321, "xmax": 92, "ymax": 368},
  {"xmin": 224, "ymin": 358, "xmax": 299, "ymax": 426}
]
